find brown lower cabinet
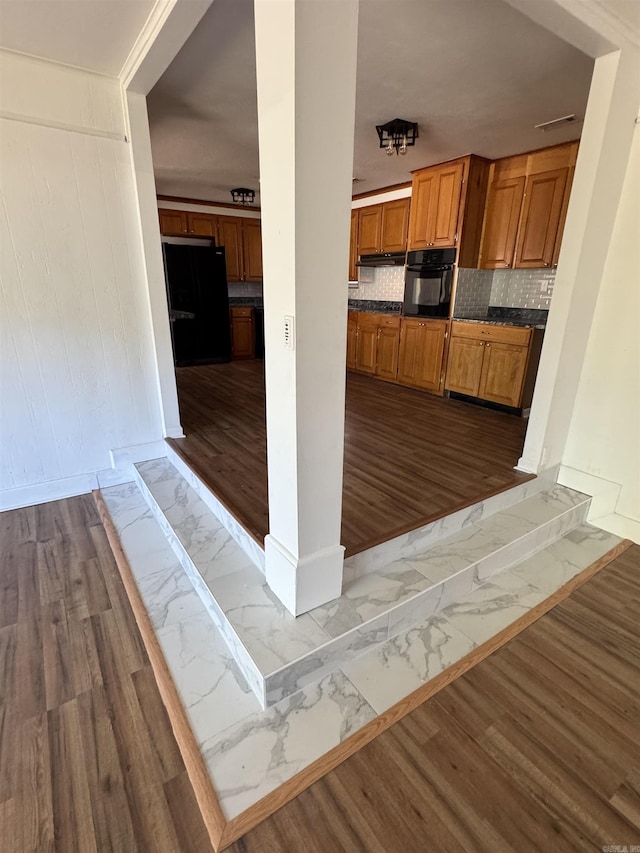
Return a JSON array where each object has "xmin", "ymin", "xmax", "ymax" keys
[
  {"xmin": 397, "ymin": 318, "xmax": 448, "ymax": 394},
  {"xmin": 230, "ymin": 307, "xmax": 255, "ymax": 359},
  {"xmin": 346, "ymin": 312, "xmax": 358, "ymax": 369},
  {"xmin": 445, "ymin": 320, "xmax": 543, "ymax": 409},
  {"xmin": 349, "ymin": 312, "xmax": 445, "ymax": 395}
]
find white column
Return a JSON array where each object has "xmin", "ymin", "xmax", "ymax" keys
[
  {"xmin": 254, "ymin": 0, "xmax": 359, "ymax": 615},
  {"xmin": 125, "ymin": 91, "xmax": 184, "ymax": 440},
  {"xmin": 518, "ymin": 44, "xmax": 640, "ymax": 474}
]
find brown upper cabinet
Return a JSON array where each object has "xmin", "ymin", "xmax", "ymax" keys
[
  {"xmin": 159, "ymin": 209, "xmax": 218, "ymax": 237},
  {"xmin": 349, "ymin": 210, "xmax": 359, "ymax": 281},
  {"xmin": 242, "ymin": 219, "xmax": 264, "ymax": 282},
  {"xmin": 408, "ymin": 156, "xmax": 490, "ymax": 267},
  {"xmin": 479, "ymin": 141, "xmax": 578, "ymax": 270},
  {"xmin": 159, "ymin": 209, "xmax": 189, "ymax": 236},
  {"xmin": 353, "ymin": 198, "xmax": 410, "ymax": 259},
  {"xmin": 158, "ymin": 208, "xmax": 263, "ymax": 282}
]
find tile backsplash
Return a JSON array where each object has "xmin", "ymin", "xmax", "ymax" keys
[
  {"xmin": 228, "ymin": 282, "xmax": 263, "ymax": 298},
  {"xmin": 348, "ymin": 266, "xmax": 405, "ymax": 301},
  {"xmin": 452, "ymin": 269, "xmax": 493, "ymax": 317},
  {"xmin": 454, "ymin": 267, "xmax": 555, "ymax": 315},
  {"xmin": 490, "ymin": 269, "xmax": 555, "ymax": 309}
]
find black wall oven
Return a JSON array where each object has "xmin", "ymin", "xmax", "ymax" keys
[{"xmin": 403, "ymin": 248, "xmax": 456, "ymax": 317}]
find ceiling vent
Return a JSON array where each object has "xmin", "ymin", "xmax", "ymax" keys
[{"xmin": 535, "ymin": 114, "xmax": 577, "ymax": 132}]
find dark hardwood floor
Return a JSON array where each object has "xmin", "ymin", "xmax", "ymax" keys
[
  {"xmin": 169, "ymin": 361, "xmax": 531, "ymax": 555},
  {"xmin": 1, "ymin": 497, "xmax": 638, "ymax": 851},
  {"xmin": 0, "ymin": 495, "xmax": 211, "ymax": 853}
]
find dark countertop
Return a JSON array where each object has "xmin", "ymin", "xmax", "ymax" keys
[
  {"xmin": 348, "ymin": 299, "xmax": 402, "ymax": 315},
  {"xmin": 453, "ymin": 306, "xmax": 548, "ymax": 330},
  {"xmin": 229, "ymin": 297, "xmax": 263, "ymax": 308}
]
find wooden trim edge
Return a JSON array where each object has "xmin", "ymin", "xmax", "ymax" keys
[
  {"xmin": 92, "ymin": 490, "xmax": 229, "ymax": 852},
  {"xmin": 218, "ymin": 538, "xmax": 633, "ymax": 850}
]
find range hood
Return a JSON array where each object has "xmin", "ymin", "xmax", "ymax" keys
[{"xmin": 357, "ymin": 252, "xmax": 406, "ymax": 268}]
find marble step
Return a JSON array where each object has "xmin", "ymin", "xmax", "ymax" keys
[
  {"xmin": 132, "ymin": 456, "xmax": 591, "ymax": 709},
  {"xmin": 98, "ymin": 478, "xmax": 623, "ymax": 821}
]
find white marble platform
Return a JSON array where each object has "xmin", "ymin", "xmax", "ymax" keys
[
  {"xmin": 99, "ymin": 479, "xmax": 622, "ymax": 821},
  {"xmin": 126, "ymin": 458, "xmax": 590, "ymax": 708}
]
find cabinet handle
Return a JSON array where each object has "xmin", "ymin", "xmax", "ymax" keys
[
  {"xmin": 504, "ymin": 263, "xmax": 511, "ymax": 268},
  {"xmin": 544, "ymin": 262, "xmax": 549, "ymax": 266}
]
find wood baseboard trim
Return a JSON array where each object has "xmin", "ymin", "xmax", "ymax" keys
[
  {"xmin": 92, "ymin": 490, "xmax": 228, "ymax": 851},
  {"xmin": 92, "ymin": 490, "xmax": 632, "ymax": 852},
  {"xmin": 218, "ymin": 538, "xmax": 633, "ymax": 850}
]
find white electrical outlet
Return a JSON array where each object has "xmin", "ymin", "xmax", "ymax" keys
[{"xmin": 284, "ymin": 315, "xmax": 295, "ymax": 350}]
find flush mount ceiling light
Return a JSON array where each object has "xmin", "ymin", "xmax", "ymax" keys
[
  {"xmin": 230, "ymin": 187, "xmax": 256, "ymax": 205},
  {"xmin": 535, "ymin": 114, "xmax": 577, "ymax": 132},
  {"xmin": 376, "ymin": 118, "xmax": 419, "ymax": 156}
]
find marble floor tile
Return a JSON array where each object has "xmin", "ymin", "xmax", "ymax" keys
[
  {"xmin": 264, "ymin": 614, "xmax": 389, "ymax": 706},
  {"xmin": 136, "ymin": 562, "xmax": 206, "ymax": 631},
  {"xmin": 342, "ymin": 614, "xmax": 477, "ymax": 714},
  {"xmin": 310, "ymin": 565, "xmax": 431, "ymax": 638},
  {"xmin": 136, "ymin": 457, "xmax": 175, "ymax": 484},
  {"xmin": 203, "ymin": 670, "xmax": 376, "ymax": 819},
  {"xmin": 156, "ymin": 611, "xmax": 260, "ymax": 745},
  {"xmin": 511, "ymin": 524, "xmax": 621, "ymax": 594},
  {"xmin": 442, "ymin": 578, "xmax": 546, "ymax": 647},
  {"xmin": 210, "ymin": 566, "xmax": 332, "ymax": 674}
]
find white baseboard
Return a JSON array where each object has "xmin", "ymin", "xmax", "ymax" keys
[
  {"xmin": 0, "ymin": 472, "xmax": 98, "ymax": 512},
  {"xmin": 0, "ymin": 440, "xmax": 170, "ymax": 513},
  {"xmin": 594, "ymin": 512, "xmax": 640, "ymax": 545},
  {"xmin": 557, "ymin": 465, "xmax": 621, "ymax": 520}
]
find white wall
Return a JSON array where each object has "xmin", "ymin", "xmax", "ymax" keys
[
  {"xmin": 0, "ymin": 52, "xmax": 165, "ymax": 508},
  {"xmin": 560, "ymin": 120, "xmax": 640, "ymax": 541}
]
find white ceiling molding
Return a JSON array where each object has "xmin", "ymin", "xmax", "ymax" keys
[{"xmin": 120, "ymin": 0, "xmax": 213, "ymax": 93}]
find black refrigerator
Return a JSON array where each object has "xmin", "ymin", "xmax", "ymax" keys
[{"xmin": 163, "ymin": 242, "xmax": 231, "ymax": 366}]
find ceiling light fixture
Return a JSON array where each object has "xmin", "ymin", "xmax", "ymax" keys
[
  {"xmin": 376, "ymin": 118, "xmax": 418, "ymax": 156},
  {"xmin": 230, "ymin": 187, "xmax": 256, "ymax": 205},
  {"xmin": 534, "ymin": 114, "xmax": 577, "ymax": 132}
]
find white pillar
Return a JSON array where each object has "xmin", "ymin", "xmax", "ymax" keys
[
  {"xmin": 254, "ymin": 0, "xmax": 359, "ymax": 615},
  {"xmin": 518, "ymin": 44, "xmax": 640, "ymax": 474}
]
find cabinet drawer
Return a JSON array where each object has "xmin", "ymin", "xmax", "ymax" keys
[
  {"xmin": 378, "ymin": 314, "xmax": 400, "ymax": 329},
  {"xmin": 231, "ymin": 307, "xmax": 253, "ymax": 318},
  {"xmin": 451, "ymin": 321, "xmax": 531, "ymax": 347}
]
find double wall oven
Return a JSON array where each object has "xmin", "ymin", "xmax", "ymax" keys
[{"xmin": 403, "ymin": 248, "xmax": 456, "ymax": 317}]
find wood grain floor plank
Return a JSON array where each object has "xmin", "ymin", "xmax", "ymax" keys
[
  {"xmin": 76, "ymin": 684, "xmax": 138, "ymax": 853},
  {"xmin": 169, "ymin": 361, "xmax": 531, "ymax": 555},
  {"xmin": 18, "ymin": 712, "xmax": 54, "ymax": 853},
  {"xmin": 48, "ymin": 699, "xmax": 98, "ymax": 853}
]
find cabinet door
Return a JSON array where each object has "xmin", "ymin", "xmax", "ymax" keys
[
  {"xmin": 358, "ymin": 205, "xmax": 383, "ymax": 255},
  {"xmin": 159, "ymin": 209, "xmax": 188, "ymax": 236},
  {"xmin": 478, "ymin": 342, "xmax": 528, "ymax": 407},
  {"xmin": 432, "ymin": 161, "xmax": 465, "ymax": 247},
  {"xmin": 375, "ymin": 327, "xmax": 399, "ymax": 381},
  {"xmin": 397, "ymin": 319, "xmax": 421, "ymax": 385},
  {"xmin": 231, "ymin": 314, "xmax": 255, "ymax": 358},
  {"xmin": 188, "ymin": 212, "xmax": 217, "ymax": 237},
  {"xmin": 408, "ymin": 170, "xmax": 438, "ymax": 249},
  {"xmin": 349, "ymin": 209, "xmax": 359, "ymax": 281},
  {"xmin": 415, "ymin": 321, "xmax": 447, "ymax": 393},
  {"xmin": 217, "ymin": 217, "xmax": 244, "ymax": 281},
  {"xmin": 380, "ymin": 199, "xmax": 410, "ymax": 253},
  {"xmin": 514, "ymin": 168, "xmax": 567, "ymax": 269},
  {"xmin": 552, "ymin": 167, "xmax": 574, "ymax": 268},
  {"xmin": 346, "ymin": 319, "xmax": 358, "ymax": 369},
  {"xmin": 356, "ymin": 325, "xmax": 377, "ymax": 374},
  {"xmin": 445, "ymin": 337, "xmax": 484, "ymax": 397},
  {"xmin": 480, "ymin": 176, "xmax": 525, "ymax": 269},
  {"xmin": 243, "ymin": 220, "xmax": 263, "ymax": 281}
]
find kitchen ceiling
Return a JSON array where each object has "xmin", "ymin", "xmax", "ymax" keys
[{"xmin": 148, "ymin": 0, "xmax": 595, "ymax": 204}]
